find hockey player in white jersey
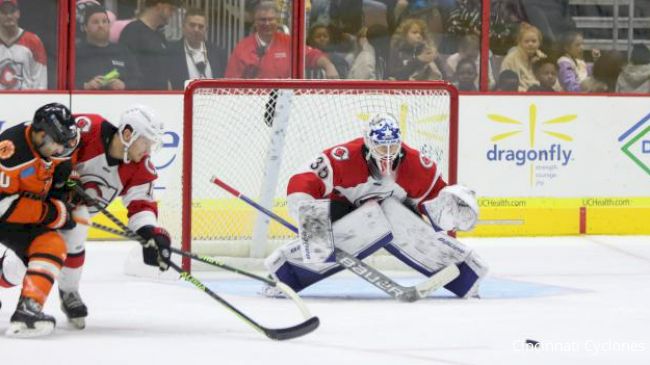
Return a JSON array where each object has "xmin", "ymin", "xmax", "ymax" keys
[
  {"xmin": 265, "ymin": 113, "xmax": 487, "ymax": 298},
  {"xmin": 0, "ymin": 104, "xmax": 172, "ymax": 329}
]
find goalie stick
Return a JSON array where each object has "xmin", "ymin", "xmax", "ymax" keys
[
  {"xmin": 211, "ymin": 177, "xmax": 460, "ymax": 302},
  {"xmin": 71, "ymin": 185, "xmax": 319, "ymax": 341}
]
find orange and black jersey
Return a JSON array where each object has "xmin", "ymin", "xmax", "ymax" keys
[{"xmin": 0, "ymin": 122, "xmax": 71, "ymax": 227}]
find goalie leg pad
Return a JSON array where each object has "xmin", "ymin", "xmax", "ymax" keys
[
  {"xmin": 380, "ymin": 198, "xmax": 488, "ymax": 297},
  {"xmin": 265, "ymin": 201, "xmax": 393, "ymax": 292},
  {"xmin": 445, "ymin": 251, "xmax": 488, "ymax": 298},
  {"xmin": 381, "ymin": 198, "xmax": 470, "ymax": 273}
]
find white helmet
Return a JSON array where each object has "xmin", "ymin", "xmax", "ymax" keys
[
  {"xmin": 118, "ymin": 104, "xmax": 164, "ymax": 163},
  {"xmin": 363, "ymin": 113, "xmax": 402, "ymax": 178}
]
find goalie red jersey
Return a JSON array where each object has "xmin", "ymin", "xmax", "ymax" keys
[
  {"xmin": 72, "ymin": 113, "xmax": 158, "ymax": 229},
  {"xmin": 287, "ymin": 137, "xmax": 447, "ymax": 214}
]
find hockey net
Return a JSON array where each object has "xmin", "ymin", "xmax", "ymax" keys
[{"xmin": 162, "ymin": 80, "xmax": 458, "ymax": 272}]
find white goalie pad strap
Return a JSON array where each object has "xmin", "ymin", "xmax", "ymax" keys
[
  {"xmin": 265, "ymin": 201, "xmax": 392, "ymax": 274},
  {"xmin": 381, "ymin": 197, "xmax": 470, "ymax": 272},
  {"xmin": 422, "ymin": 185, "xmax": 479, "ymax": 232},
  {"xmin": 298, "ymin": 199, "xmax": 335, "ymax": 264}
]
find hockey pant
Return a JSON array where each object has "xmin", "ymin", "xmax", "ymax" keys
[
  {"xmin": 265, "ymin": 198, "xmax": 487, "ymax": 298},
  {"xmin": 0, "ymin": 225, "xmax": 66, "ymax": 305}
]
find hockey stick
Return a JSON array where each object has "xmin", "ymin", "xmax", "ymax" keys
[
  {"xmin": 211, "ymin": 177, "xmax": 460, "ymax": 302},
  {"xmin": 71, "ymin": 186, "xmax": 320, "ymax": 341}
]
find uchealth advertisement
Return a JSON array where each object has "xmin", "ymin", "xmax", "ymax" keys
[{"xmin": 0, "ymin": 93, "xmax": 648, "ymax": 236}]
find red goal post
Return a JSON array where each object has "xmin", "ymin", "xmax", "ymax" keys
[{"xmin": 179, "ymin": 80, "xmax": 458, "ymax": 271}]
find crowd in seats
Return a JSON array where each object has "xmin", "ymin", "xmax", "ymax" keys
[{"xmin": 1, "ymin": 0, "xmax": 649, "ymax": 92}]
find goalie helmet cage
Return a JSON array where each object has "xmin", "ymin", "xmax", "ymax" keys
[{"xmin": 179, "ymin": 80, "xmax": 458, "ymax": 272}]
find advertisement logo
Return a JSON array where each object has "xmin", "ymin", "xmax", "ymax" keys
[
  {"xmin": 486, "ymin": 103, "xmax": 577, "ymax": 186},
  {"xmin": 619, "ymin": 112, "xmax": 650, "ymax": 176}
]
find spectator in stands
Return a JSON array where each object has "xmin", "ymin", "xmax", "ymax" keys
[
  {"xmin": 528, "ymin": 58, "xmax": 558, "ymax": 92},
  {"xmin": 309, "ymin": 0, "xmax": 363, "ymax": 36},
  {"xmin": 446, "ymin": 33, "xmax": 495, "ymax": 90},
  {"xmin": 75, "ymin": 5, "xmax": 141, "ymax": 90},
  {"xmin": 580, "ymin": 50, "xmax": 624, "ymax": 92},
  {"xmin": 500, "ymin": 23, "xmax": 554, "ymax": 91},
  {"xmin": 453, "ymin": 57, "xmax": 478, "ymax": 91},
  {"xmin": 169, "ymin": 8, "xmax": 226, "ymax": 89},
  {"xmin": 557, "ymin": 31, "xmax": 599, "ymax": 92},
  {"xmin": 16, "ymin": 0, "xmax": 58, "ymax": 88},
  {"xmin": 119, "ymin": 0, "xmax": 181, "ymax": 90},
  {"xmin": 348, "ymin": 27, "xmax": 376, "ymax": 79},
  {"xmin": 306, "ymin": 23, "xmax": 350, "ymax": 78},
  {"xmin": 388, "ymin": 18, "xmax": 442, "ymax": 81},
  {"xmin": 616, "ymin": 44, "xmax": 650, "ymax": 93},
  {"xmin": 494, "ymin": 69, "xmax": 519, "ymax": 91},
  {"xmin": 226, "ymin": 1, "xmax": 338, "ymax": 79},
  {"xmin": 0, "ymin": 0, "xmax": 46, "ymax": 90},
  {"xmin": 520, "ymin": 0, "xmax": 575, "ymax": 48}
]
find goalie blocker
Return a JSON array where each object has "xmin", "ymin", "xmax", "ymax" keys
[{"xmin": 265, "ymin": 197, "xmax": 487, "ymax": 298}]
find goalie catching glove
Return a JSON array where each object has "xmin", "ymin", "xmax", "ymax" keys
[
  {"xmin": 423, "ymin": 185, "xmax": 479, "ymax": 232},
  {"xmin": 136, "ymin": 226, "xmax": 172, "ymax": 271}
]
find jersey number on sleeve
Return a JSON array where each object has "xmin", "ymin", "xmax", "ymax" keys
[{"xmin": 309, "ymin": 156, "xmax": 329, "ymax": 179}]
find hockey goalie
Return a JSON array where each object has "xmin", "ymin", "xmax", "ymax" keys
[{"xmin": 265, "ymin": 113, "xmax": 487, "ymax": 298}]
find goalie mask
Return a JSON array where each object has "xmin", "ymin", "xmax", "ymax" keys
[
  {"xmin": 363, "ymin": 113, "xmax": 402, "ymax": 178},
  {"xmin": 118, "ymin": 104, "xmax": 164, "ymax": 163}
]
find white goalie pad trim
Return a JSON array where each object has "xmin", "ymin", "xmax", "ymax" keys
[
  {"xmin": 381, "ymin": 197, "xmax": 470, "ymax": 272},
  {"xmin": 422, "ymin": 184, "xmax": 479, "ymax": 232},
  {"xmin": 265, "ymin": 201, "xmax": 392, "ymax": 274}
]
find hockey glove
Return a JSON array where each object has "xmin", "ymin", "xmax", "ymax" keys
[
  {"xmin": 42, "ymin": 198, "xmax": 77, "ymax": 230},
  {"xmin": 136, "ymin": 226, "xmax": 171, "ymax": 271}
]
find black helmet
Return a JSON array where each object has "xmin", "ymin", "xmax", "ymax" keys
[{"xmin": 32, "ymin": 103, "xmax": 79, "ymax": 156}]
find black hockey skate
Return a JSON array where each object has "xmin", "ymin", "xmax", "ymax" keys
[
  {"xmin": 5, "ymin": 296, "xmax": 56, "ymax": 338},
  {"xmin": 59, "ymin": 290, "xmax": 88, "ymax": 329}
]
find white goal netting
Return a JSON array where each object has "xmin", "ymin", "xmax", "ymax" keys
[{"xmin": 160, "ymin": 80, "xmax": 458, "ymax": 271}]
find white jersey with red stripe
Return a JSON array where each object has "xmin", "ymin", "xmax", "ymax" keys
[
  {"xmin": 0, "ymin": 28, "xmax": 47, "ymax": 90},
  {"xmin": 287, "ymin": 138, "xmax": 447, "ymax": 214},
  {"xmin": 73, "ymin": 113, "xmax": 158, "ymax": 232}
]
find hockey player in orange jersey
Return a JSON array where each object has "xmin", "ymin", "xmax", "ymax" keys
[{"xmin": 0, "ymin": 102, "xmax": 79, "ymax": 337}]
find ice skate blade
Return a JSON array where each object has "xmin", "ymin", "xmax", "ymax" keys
[
  {"xmin": 5, "ymin": 321, "xmax": 55, "ymax": 338},
  {"xmin": 68, "ymin": 317, "xmax": 86, "ymax": 330}
]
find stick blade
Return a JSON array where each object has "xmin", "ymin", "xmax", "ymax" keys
[
  {"xmin": 263, "ymin": 316, "xmax": 320, "ymax": 341},
  {"xmin": 415, "ymin": 264, "xmax": 461, "ymax": 299}
]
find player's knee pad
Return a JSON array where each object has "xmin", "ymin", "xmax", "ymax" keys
[
  {"xmin": 22, "ymin": 231, "xmax": 66, "ymax": 304},
  {"xmin": 265, "ymin": 201, "xmax": 393, "ymax": 292},
  {"xmin": 26, "ymin": 231, "xmax": 66, "ymax": 277},
  {"xmin": 0, "ymin": 248, "xmax": 26, "ymax": 287},
  {"xmin": 381, "ymin": 198, "xmax": 470, "ymax": 274}
]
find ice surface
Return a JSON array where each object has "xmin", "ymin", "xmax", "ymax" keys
[{"xmin": 1, "ymin": 236, "xmax": 649, "ymax": 365}]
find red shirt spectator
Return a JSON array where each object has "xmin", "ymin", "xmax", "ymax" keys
[
  {"xmin": 226, "ymin": 32, "xmax": 324, "ymax": 79},
  {"xmin": 225, "ymin": 1, "xmax": 338, "ymax": 79}
]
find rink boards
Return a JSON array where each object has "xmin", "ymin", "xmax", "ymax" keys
[{"xmin": 0, "ymin": 92, "xmax": 648, "ymax": 237}]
